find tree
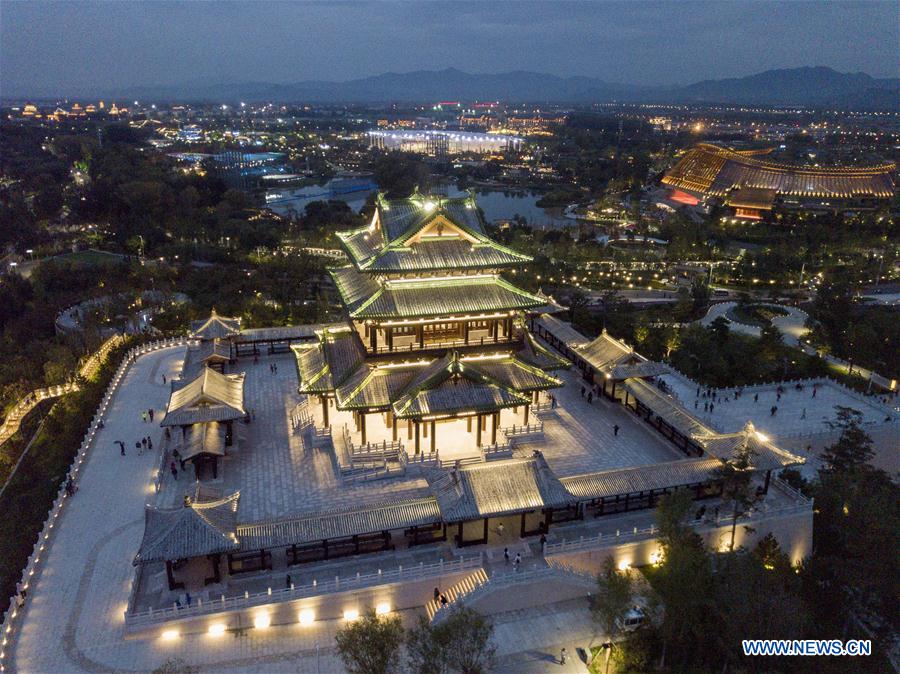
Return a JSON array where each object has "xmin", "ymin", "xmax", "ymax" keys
[
  {"xmin": 334, "ymin": 610, "xmax": 404, "ymax": 674},
  {"xmin": 591, "ymin": 556, "xmax": 635, "ymax": 673},
  {"xmin": 821, "ymin": 407, "xmax": 874, "ymax": 472},
  {"xmin": 406, "ymin": 606, "xmax": 496, "ymax": 674},
  {"xmin": 689, "ymin": 276, "xmax": 710, "ymax": 312},
  {"xmin": 708, "ymin": 316, "xmax": 730, "ymax": 346},
  {"xmin": 711, "ymin": 437, "xmax": 759, "ymax": 552}
]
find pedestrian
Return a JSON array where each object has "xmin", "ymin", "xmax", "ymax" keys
[
  {"xmin": 514, "ymin": 552, "xmax": 521, "ymax": 569},
  {"xmin": 149, "ymin": 408, "xmax": 154, "ymax": 422},
  {"xmin": 170, "ymin": 462, "xmax": 178, "ymax": 479},
  {"xmin": 709, "ymin": 403, "xmax": 714, "ymax": 414},
  {"xmin": 776, "ymin": 393, "xmax": 781, "ymax": 402},
  {"xmin": 587, "ymin": 392, "xmax": 593, "ymax": 404},
  {"xmin": 504, "ymin": 547, "xmax": 510, "ymax": 564},
  {"xmin": 704, "ymin": 402, "xmax": 709, "ymax": 412},
  {"xmin": 770, "ymin": 405, "xmax": 777, "ymax": 416},
  {"xmin": 694, "ymin": 400, "xmax": 698, "ymax": 409},
  {"xmin": 286, "ymin": 574, "xmax": 292, "ymax": 589},
  {"xmin": 440, "ymin": 594, "xmax": 448, "ymax": 606},
  {"xmin": 812, "ymin": 387, "xmax": 817, "ymax": 398},
  {"xmin": 274, "ymin": 362, "xmax": 278, "ymax": 373},
  {"xmin": 754, "ymin": 393, "xmax": 758, "ymax": 403},
  {"xmin": 141, "ymin": 411, "xmax": 148, "ymax": 423},
  {"xmin": 801, "ymin": 408, "xmax": 806, "ymax": 420},
  {"xmin": 185, "ymin": 592, "xmax": 191, "ymax": 607},
  {"xmin": 540, "ymin": 533, "xmax": 547, "ymax": 554},
  {"xmin": 117, "ymin": 440, "xmax": 125, "ymax": 456},
  {"xmin": 147, "ymin": 436, "xmax": 153, "ymax": 450},
  {"xmin": 136, "ymin": 440, "xmax": 142, "ymax": 454},
  {"xmin": 580, "ymin": 386, "xmax": 585, "ymax": 398},
  {"xmin": 560, "ymin": 647, "xmax": 568, "ymax": 665},
  {"xmin": 497, "ymin": 522, "xmax": 505, "ymax": 537},
  {"xmin": 434, "ymin": 587, "xmax": 441, "ymax": 601},
  {"xmin": 162, "ymin": 374, "xmax": 166, "ymax": 384},
  {"xmin": 613, "ymin": 424, "xmax": 620, "ymax": 437}
]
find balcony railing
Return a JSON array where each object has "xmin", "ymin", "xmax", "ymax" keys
[{"xmin": 368, "ymin": 334, "xmax": 516, "ymax": 354}]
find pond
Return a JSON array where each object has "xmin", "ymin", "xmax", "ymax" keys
[{"xmin": 266, "ymin": 181, "xmax": 574, "ymax": 230}]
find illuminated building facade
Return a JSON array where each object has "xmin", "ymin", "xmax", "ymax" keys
[
  {"xmin": 368, "ymin": 129, "xmax": 523, "ymax": 155},
  {"xmin": 663, "ymin": 143, "xmax": 896, "ymax": 215}
]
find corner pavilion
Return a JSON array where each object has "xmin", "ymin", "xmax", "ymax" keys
[{"xmin": 294, "ymin": 191, "xmax": 568, "ymax": 459}]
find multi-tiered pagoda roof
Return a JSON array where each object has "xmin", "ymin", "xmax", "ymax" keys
[{"xmin": 295, "ymin": 190, "xmax": 565, "ymax": 428}]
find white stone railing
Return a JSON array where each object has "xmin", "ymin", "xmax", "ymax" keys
[
  {"xmin": 502, "ymin": 421, "xmax": 544, "ymax": 438},
  {"xmin": 124, "ymin": 555, "xmax": 482, "ymax": 629},
  {"xmin": 0, "ymin": 337, "xmax": 193, "ymax": 667},
  {"xmin": 543, "ymin": 500, "xmax": 813, "ymax": 557}
]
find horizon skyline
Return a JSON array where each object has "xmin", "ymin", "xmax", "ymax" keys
[{"xmin": 2, "ymin": 1, "xmax": 898, "ymax": 98}]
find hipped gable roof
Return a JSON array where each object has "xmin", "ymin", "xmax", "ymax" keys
[
  {"xmin": 427, "ymin": 452, "xmax": 574, "ymax": 522},
  {"xmin": 161, "ymin": 367, "xmax": 245, "ymax": 426},
  {"xmin": 134, "ymin": 492, "xmax": 240, "ymax": 564}
]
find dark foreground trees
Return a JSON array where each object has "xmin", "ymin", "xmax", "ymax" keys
[{"xmin": 334, "ymin": 605, "xmax": 495, "ymax": 674}]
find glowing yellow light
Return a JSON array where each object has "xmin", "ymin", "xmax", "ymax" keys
[
  {"xmin": 298, "ymin": 609, "xmax": 315, "ymax": 625},
  {"xmin": 375, "ymin": 602, "xmax": 391, "ymax": 615},
  {"xmin": 617, "ymin": 560, "xmax": 631, "ymax": 572},
  {"xmin": 343, "ymin": 609, "xmax": 360, "ymax": 621},
  {"xmin": 755, "ymin": 431, "xmax": 768, "ymax": 442},
  {"xmin": 254, "ymin": 613, "xmax": 271, "ymax": 629},
  {"xmin": 208, "ymin": 623, "xmax": 226, "ymax": 636},
  {"xmin": 161, "ymin": 629, "xmax": 179, "ymax": 640}
]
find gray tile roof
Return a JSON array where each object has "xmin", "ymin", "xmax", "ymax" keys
[
  {"xmin": 561, "ymin": 458, "xmax": 722, "ymax": 501},
  {"xmin": 333, "ymin": 270, "xmax": 545, "ymax": 320},
  {"xmin": 518, "ymin": 329, "xmax": 571, "ymax": 370},
  {"xmin": 294, "ymin": 328, "xmax": 365, "ymax": 394},
  {"xmin": 577, "ymin": 331, "xmax": 637, "ymax": 374},
  {"xmin": 190, "ymin": 311, "xmax": 241, "ymax": 340},
  {"xmin": 694, "ymin": 422, "xmax": 804, "ymax": 471},
  {"xmin": 180, "ymin": 421, "xmax": 227, "ymax": 462},
  {"xmin": 134, "ymin": 492, "xmax": 240, "ymax": 564},
  {"xmin": 535, "ymin": 314, "xmax": 590, "ymax": 348},
  {"xmin": 161, "ymin": 368, "xmax": 246, "ymax": 426},
  {"xmin": 621, "ymin": 377, "xmax": 712, "ymax": 438},
  {"xmin": 428, "ymin": 452, "xmax": 574, "ymax": 522},
  {"xmin": 236, "ymin": 498, "xmax": 441, "ymax": 550}
]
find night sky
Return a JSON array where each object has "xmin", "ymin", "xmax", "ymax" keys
[{"xmin": 2, "ymin": 1, "xmax": 897, "ymax": 97}]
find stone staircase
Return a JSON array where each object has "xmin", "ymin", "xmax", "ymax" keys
[
  {"xmin": 424, "ymin": 568, "xmax": 489, "ymax": 621},
  {"xmin": 425, "ymin": 560, "xmax": 596, "ymax": 623}
]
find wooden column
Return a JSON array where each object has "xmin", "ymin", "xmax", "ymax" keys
[
  {"xmin": 415, "ymin": 421, "xmax": 421, "ymax": 454},
  {"xmin": 523, "ymin": 404, "xmax": 530, "ymax": 425},
  {"xmin": 369, "ymin": 325, "xmax": 377, "ymax": 351},
  {"xmin": 520, "ymin": 512, "xmax": 527, "ymax": 537},
  {"xmin": 392, "ymin": 414, "xmax": 398, "ymax": 442},
  {"xmin": 407, "ymin": 419, "xmax": 413, "ymax": 440},
  {"xmin": 418, "ymin": 325, "xmax": 424, "ymax": 348},
  {"xmin": 387, "ymin": 327, "xmax": 394, "ymax": 352},
  {"xmin": 321, "ymin": 396, "xmax": 329, "ymax": 427},
  {"xmin": 464, "ymin": 322, "xmax": 470, "ymax": 344},
  {"xmin": 467, "ymin": 416, "xmax": 472, "ymax": 432},
  {"xmin": 475, "ymin": 414, "xmax": 482, "ymax": 447},
  {"xmin": 491, "ymin": 413, "xmax": 497, "ymax": 444},
  {"xmin": 360, "ymin": 413, "xmax": 367, "ymax": 445},
  {"xmin": 430, "ymin": 420, "xmax": 436, "ymax": 452}
]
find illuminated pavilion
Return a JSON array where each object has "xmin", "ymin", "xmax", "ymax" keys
[
  {"xmin": 663, "ymin": 143, "xmax": 896, "ymax": 217},
  {"xmin": 294, "ymin": 190, "xmax": 568, "ymax": 458}
]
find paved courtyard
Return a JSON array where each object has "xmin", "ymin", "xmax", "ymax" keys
[
  {"xmin": 660, "ymin": 371, "xmax": 897, "ymax": 439},
  {"xmin": 3, "ymin": 342, "xmax": 812, "ymax": 672}
]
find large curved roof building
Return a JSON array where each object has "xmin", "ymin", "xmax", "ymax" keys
[{"xmin": 662, "ymin": 143, "xmax": 895, "ymax": 217}]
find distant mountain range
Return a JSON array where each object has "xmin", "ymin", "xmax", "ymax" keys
[{"xmin": 31, "ymin": 67, "xmax": 900, "ymax": 110}]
